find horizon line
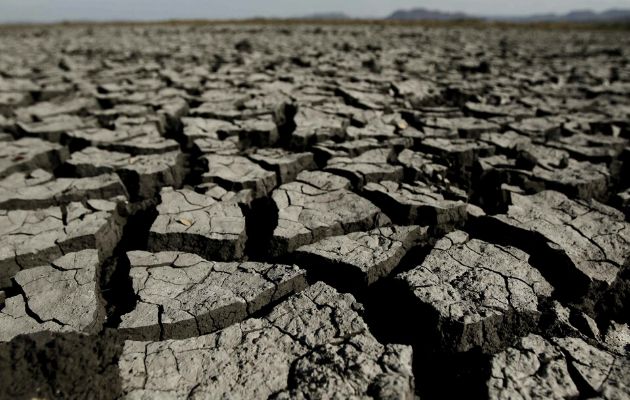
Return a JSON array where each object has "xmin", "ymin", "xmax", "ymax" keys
[
  {"xmin": 1, "ymin": 6, "xmax": 630, "ymax": 25},
  {"xmin": 2, "ymin": 18, "xmax": 630, "ymax": 31}
]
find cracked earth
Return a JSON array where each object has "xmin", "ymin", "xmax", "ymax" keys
[{"xmin": 0, "ymin": 23, "xmax": 628, "ymax": 399}]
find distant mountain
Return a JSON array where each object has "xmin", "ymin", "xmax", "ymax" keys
[
  {"xmin": 387, "ymin": 8, "xmax": 472, "ymax": 21},
  {"xmin": 298, "ymin": 12, "xmax": 350, "ymax": 20},
  {"xmin": 387, "ymin": 7, "xmax": 630, "ymax": 23},
  {"xmin": 600, "ymin": 9, "xmax": 630, "ymax": 20},
  {"xmin": 496, "ymin": 9, "xmax": 630, "ymax": 22}
]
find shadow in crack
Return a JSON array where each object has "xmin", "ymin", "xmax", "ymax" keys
[{"xmin": 0, "ymin": 330, "xmax": 124, "ymax": 400}]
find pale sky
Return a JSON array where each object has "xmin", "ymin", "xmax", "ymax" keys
[{"xmin": 1, "ymin": 0, "xmax": 629, "ymax": 23}]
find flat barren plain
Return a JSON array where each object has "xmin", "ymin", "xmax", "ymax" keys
[{"xmin": 0, "ymin": 22, "xmax": 628, "ymax": 399}]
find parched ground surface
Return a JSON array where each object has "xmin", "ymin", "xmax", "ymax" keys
[{"xmin": 0, "ymin": 23, "xmax": 629, "ymax": 400}]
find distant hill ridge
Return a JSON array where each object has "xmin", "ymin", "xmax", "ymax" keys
[
  {"xmin": 386, "ymin": 7, "xmax": 630, "ymax": 22},
  {"xmin": 500, "ymin": 9, "xmax": 630, "ymax": 22},
  {"xmin": 387, "ymin": 8, "xmax": 470, "ymax": 21},
  {"xmin": 298, "ymin": 12, "xmax": 350, "ymax": 20}
]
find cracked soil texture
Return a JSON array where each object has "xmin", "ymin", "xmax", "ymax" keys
[{"xmin": 0, "ymin": 22, "xmax": 628, "ymax": 400}]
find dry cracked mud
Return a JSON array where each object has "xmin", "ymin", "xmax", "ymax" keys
[{"xmin": 0, "ymin": 22, "xmax": 629, "ymax": 400}]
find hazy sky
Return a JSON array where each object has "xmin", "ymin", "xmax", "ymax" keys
[{"xmin": 1, "ymin": 0, "xmax": 629, "ymax": 23}]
